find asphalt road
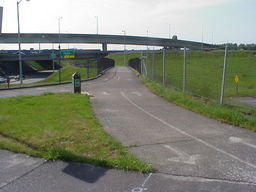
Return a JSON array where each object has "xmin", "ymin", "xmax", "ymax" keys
[
  {"xmin": 0, "ymin": 66, "xmax": 256, "ymax": 191},
  {"xmin": 10, "ymin": 70, "xmax": 58, "ymax": 85}
]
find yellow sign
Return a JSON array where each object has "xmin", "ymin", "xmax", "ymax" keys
[
  {"xmin": 234, "ymin": 75, "xmax": 240, "ymax": 83},
  {"xmin": 64, "ymin": 55, "xmax": 75, "ymax": 59}
]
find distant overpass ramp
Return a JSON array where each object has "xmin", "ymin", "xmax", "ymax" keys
[{"xmin": 0, "ymin": 33, "xmax": 215, "ymax": 50}]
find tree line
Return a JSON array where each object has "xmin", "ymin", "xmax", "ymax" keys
[{"xmin": 217, "ymin": 43, "xmax": 256, "ymax": 50}]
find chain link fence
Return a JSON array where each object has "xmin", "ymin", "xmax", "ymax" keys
[{"xmin": 129, "ymin": 48, "xmax": 256, "ymax": 107}]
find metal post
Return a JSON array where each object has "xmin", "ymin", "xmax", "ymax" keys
[
  {"xmin": 58, "ymin": 17, "xmax": 62, "ymax": 84},
  {"xmin": 95, "ymin": 16, "xmax": 98, "ymax": 35},
  {"xmin": 140, "ymin": 51, "xmax": 143, "ymax": 75},
  {"xmin": 144, "ymin": 55, "xmax": 148, "ymax": 77},
  {"xmin": 122, "ymin": 30, "xmax": 126, "ymax": 66},
  {"xmin": 152, "ymin": 48, "xmax": 155, "ymax": 80},
  {"xmin": 147, "ymin": 30, "xmax": 149, "ymax": 51},
  {"xmin": 52, "ymin": 44, "xmax": 55, "ymax": 72},
  {"xmin": 0, "ymin": 7, "xmax": 3, "ymax": 33},
  {"xmin": 183, "ymin": 47, "xmax": 187, "ymax": 92},
  {"xmin": 87, "ymin": 65, "xmax": 89, "ymax": 79},
  {"xmin": 220, "ymin": 45, "xmax": 228, "ymax": 105},
  {"xmin": 17, "ymin": 1, "xmax": 23, "ymax": 84},
  {"xmin": 146, "ymin": 50, "xmax": 148, "ymax": 78},
  {"xmin": 162, "ymin": 50, "xmax": 165, "ymax": 85}
]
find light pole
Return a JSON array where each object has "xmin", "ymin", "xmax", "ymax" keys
[
  {"xmin": 95, "ymin": 16, "xmax": 98, "ymax": 35},
  {"xmin": 168, "ymin": 24, "xmax": 171, "ymax": 39},
  {"xmin": 122, "ymin": 30, "xmax": 126, "ymax": 65},
  {"xmin": 52, "ymin": 43, "xmax": 55, "ymax": 72},
  {"xmin": 65, "ymin": 30, "xmax": 69, "ymax": 49},
  {"xmin": 146, "ymin": 30, "xmax": 149, "ymax": 50},
  {"xmin": 17, "ymin": 0, "xmax": 30, "ymax": 84},
  {"xmin": 58, "ymin": 16, "xmax": 63, "ymax": 83}
]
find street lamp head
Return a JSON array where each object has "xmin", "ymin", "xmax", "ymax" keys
[{"xmin": 18, "ymin": 0, "xmax": 30, "ymax": 4}]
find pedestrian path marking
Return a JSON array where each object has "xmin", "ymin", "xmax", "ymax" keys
[
  {"xmin": 163, "ymin": 145, "xmax": 200, "ymax": 165},
  {"xmin": 131, "ymin": 173, "xmax": 152, "ymax": 192},
  {"xmin": 229, "ymin": 137, "xmax": 256, "ymax": 149},
  {"xmin": 132, "ymin": 92, "xmax": 142, "ymax": 97},
  {"xmin": 102, "ymin": 91, "xmax": 110, "ymax": 96}
]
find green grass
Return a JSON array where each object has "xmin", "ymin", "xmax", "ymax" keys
[
  {"xmin": 0, "ymin": 65, "xmax": 98, "ymax": 89},
  {"xmin": 109, "ymin": 50, "xmax": 256, "ymax": 99},
  {"xmin": 34, "ymin": 65, "xmax": 97, "ymax": 85},
  {"xmin": 0, "ymin": 93, "xmax": 151, "ymax": 171},
  {"xmin": 26, "ymin": 61, "xmax": 45, "ymax": 71},
  {"xmin": 108, "ymin": 51, "xmax": 256, "ymax": 131},
  {"xmin": 140, "ymin": 76, "xmax": 256, "ymax": 131},
  {"xmin": 0, "ymin": 58, "xmax": 99, "ymax": 89}
]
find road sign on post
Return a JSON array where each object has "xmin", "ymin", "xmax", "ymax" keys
[
  {"xmin": 60, "ymin": 49, "xmax": 75, "ymax": 59},
  {"xmin": 234, "ymin": 75, "xmax": 240, "ymax": 83},
  {"xmin": 72, "ymin": 72, "xmax": 81, "ymax": 94},
  {"xmin": 234, "ymin": 74, "xmax": 240, "ymax": 94}
]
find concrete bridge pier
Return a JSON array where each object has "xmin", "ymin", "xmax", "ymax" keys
[{"xmin": 102, "ymin": 43, "xmax": 107, "ymax": 51}]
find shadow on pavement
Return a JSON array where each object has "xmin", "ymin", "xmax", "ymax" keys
[{"xmin": 62, "ymin": 162, "xmax": 108, "ymax": 183}]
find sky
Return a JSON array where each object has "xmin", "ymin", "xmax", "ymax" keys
[{"xmin": 0, "ymin": 0, "xmax": 255, "ymax": 50}]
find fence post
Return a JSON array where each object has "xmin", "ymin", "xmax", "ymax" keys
[
  {"xmin": 152, "ymin": 48, "xmax": 155, "ymax": 80},
  {"xmin": 146, "ymin": 50, "xmax": 148, "ymax": 78},
  {"xmin": 182, "ymin": 47, "xmax": 187, "ymax": 92},
  {"xmin": 143, "ymin": 56, "xmax": 148, "ymax": 77},
  {"xmin": 220, "ymin": 45, "xmax": 228, "ymax": 105},
  {"xmin": 87, "ymin": 65, "xmax": 89, "ymax": 80},
  {"xmin": 140, "ymin": 51, "xmax": 143, "ymax": 75},
  {"xmin": 162, "ymin": 50, "xmax": 165, "ymax": 85}
]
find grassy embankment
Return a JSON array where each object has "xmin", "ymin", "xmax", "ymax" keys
[
  {"xmin": 0, "ymin": 92, "xmax": 151, "ymax": 171},
  {"xmin": 0, "ymin": 59, "xmax": 98, "ymax": 89},
  {"xmin": 107, "ymin": 52, "xmax": 142, "ymax": 66},
  {"xmin": 33, "ymin": 65, "xmax": 97, "ymax": 86},
  {"xmin": 144, "ymin": 50, "xmax": 256, "ymax": 98},
  {"xmin": 109, "ymin": 51, "xmax": 256, "ymax": 131}
]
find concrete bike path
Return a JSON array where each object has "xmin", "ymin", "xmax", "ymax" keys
[
  {"xmin": 86, "ymin": 66, "xmax": 256, "ymax": 189},
  {"xmin": 1, "ymin": 66, "xmax": 256, "ymax": 191}
]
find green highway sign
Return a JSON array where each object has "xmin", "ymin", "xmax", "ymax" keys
[{"xmin": 60, "ymin": 49, "xmax": 75, "ymax": 59}]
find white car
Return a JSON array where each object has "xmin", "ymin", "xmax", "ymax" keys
[
  {"xmin": 15, "ymin": 75, "xmax": 25, "ymax": 81},
  {"xmin": 0, "ymin": 77, "xmax": 6, "ymax": 83}
]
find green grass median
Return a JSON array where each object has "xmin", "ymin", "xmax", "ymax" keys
[{"xmin": 0, "ymin": 92, "xmax": 151, "ymax": 172}]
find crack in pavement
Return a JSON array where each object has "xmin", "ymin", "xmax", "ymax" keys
[
  {"xmin": 127, "ymin": 132, "xmax": 246, "ymax": 149},
  {"xmin": 0, "ymin": 160, "xmax": 48, "ymax": 189}
]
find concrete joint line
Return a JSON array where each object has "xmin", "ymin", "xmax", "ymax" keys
[
  {"xmin": 0, "ymin": 160, "xmax": 47, "ymax": 189},
  {"xmin": 155, "ymin": 172, "xmax": 256, "ymax": 186},
  {"xmin": 120, "ymin": 91, "xmax": 256, "ymax": 170}
]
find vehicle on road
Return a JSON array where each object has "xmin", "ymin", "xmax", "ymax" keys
[
  {"xmin": 15, "ymin": 75, "xmax": 25, "ymax": 81},
  {"xmin": 0, "ymin": 77, "xmax": 6, "ymax": 83}
]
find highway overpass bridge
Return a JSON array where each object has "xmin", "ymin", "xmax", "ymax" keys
[{"xmin": 0, "ymin": 33, "xmax": 215, "ymax": 51}]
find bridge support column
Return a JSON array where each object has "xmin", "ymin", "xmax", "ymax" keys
[{"xmin": 102, "ymin": 43, "xmax": 107, "ymax": 51}]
